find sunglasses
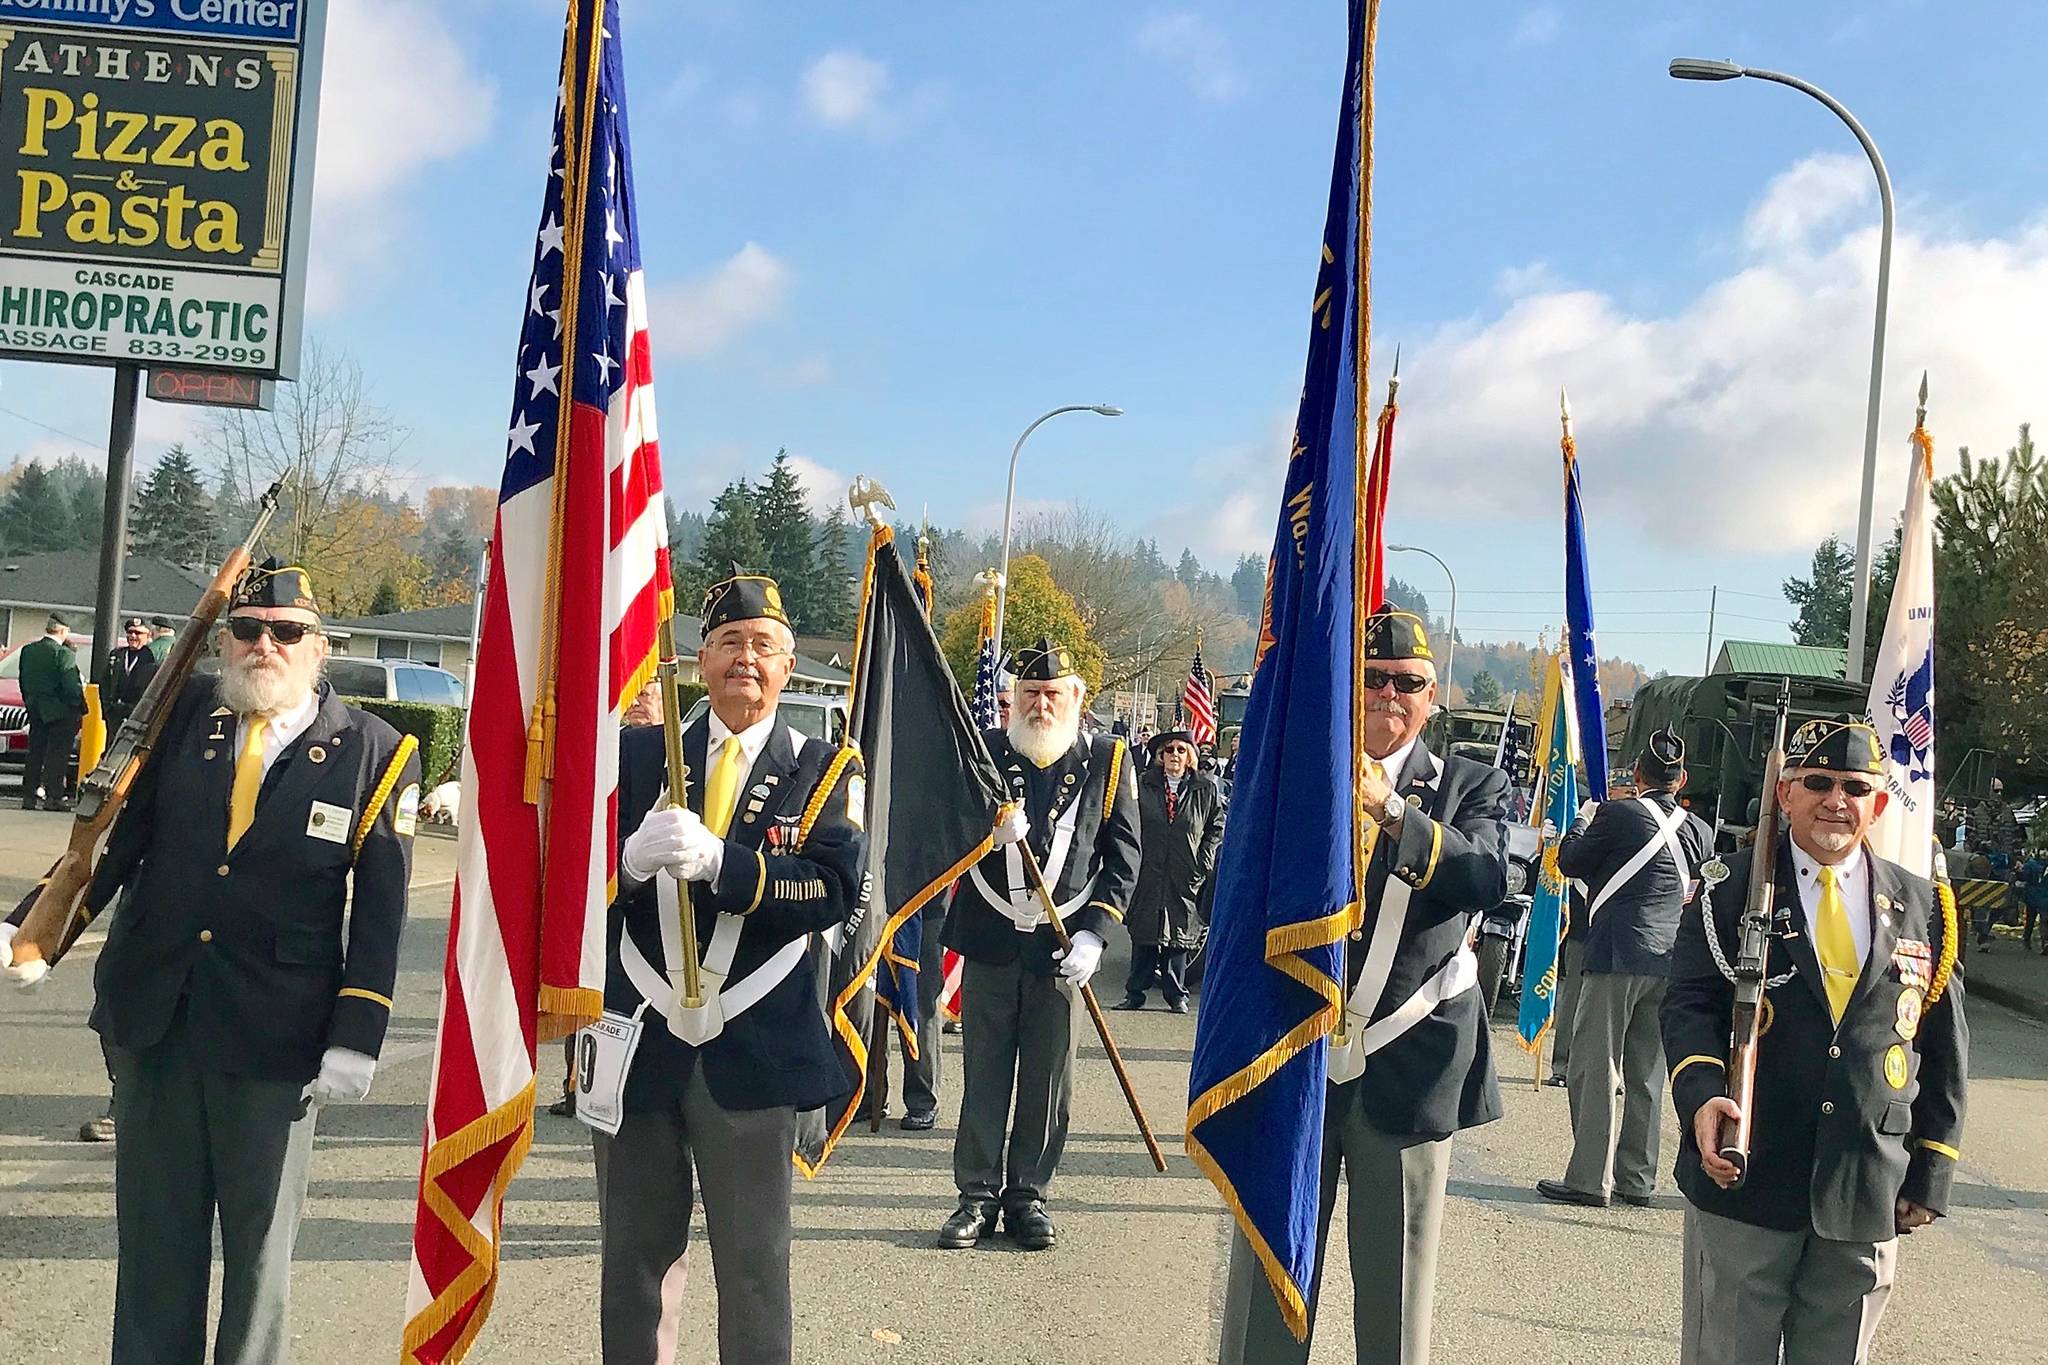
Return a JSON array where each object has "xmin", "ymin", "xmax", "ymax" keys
[
  {"xmin": 227, "ymin": 616, "xmax": 321, "ymax": 646},
  {"xmin": 1363, "ymin": 668, "xmax": 1431, "ymax": 695},
  {"xmin": 1798, "ymin": 773, "xmax": 1876, "ymax": 799}
]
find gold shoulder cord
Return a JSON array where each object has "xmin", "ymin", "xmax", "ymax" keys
[{"xmin": 353, "ymin": 734, "xmax": 420, "ymax": 860}]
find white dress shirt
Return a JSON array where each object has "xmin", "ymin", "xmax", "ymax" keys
[
  {"xmin": 705, "ymin": 706, "xmax": 779, "ymax": 775},
  {"xmin": 235, "ymin": 688, "xmax": 320, "ymax": 781},
  {"xmin": 1789, "ymin": 841, "xmax": 1873, "ymax": 969},
  {"xmin": 1368, "ymin": 735, "xmax": 1420, "ymax": 787}
]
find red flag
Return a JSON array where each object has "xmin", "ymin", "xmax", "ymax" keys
[
  {"xmin": 1361, "ymin": 363, "xmax": 1398, "ymax": 612},
  {"xmin": 403, "ymin": 4, "xmax": 668, "ymax": 1359}
]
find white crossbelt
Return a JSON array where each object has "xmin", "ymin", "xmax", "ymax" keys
[
  {"xmin": 966, "ymin": 787, "xmax": 1094, "ymax": 932},
  {"xmin": 617, "ymin": 872, "xmax": 808, "ymax": 1025},
  {"xmin": 1584, "ymin": 796, "xmax": 1692, "ymax": 922},
  {"xmin": 1328, "ymin": 754, "xmax": 1469, "ymax": 1084}
]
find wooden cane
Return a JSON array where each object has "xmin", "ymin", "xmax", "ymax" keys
[{"xmin": 1015, "ymin": 842, "xmax": 1169, "ymax": 1173}]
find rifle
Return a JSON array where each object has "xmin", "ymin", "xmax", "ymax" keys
[
  {"xmin": 5, "ymin": 482, "xmax": 283, "ymax": 979},
  {"xmin": 1717, "ymin": 676, "xmax": 1793, "ymax": 1187}
]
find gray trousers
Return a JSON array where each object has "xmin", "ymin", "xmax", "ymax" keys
[
  {"xmin": 952, "ymin": 955, "xmax": 1077, "ymax": 1206},
  {"xmin": 897, "ymin": 909, "xmax": 948, "ymax": 1117},
  {"xmin": 593, "ymin": 1068, "xmax": 798, "ymax": 1365},
  {"xmin": 106, "ymin": 1019, "xmax": 320, "ymax": 1365},
  {"xmin": 1549, "ymin": 939, "xmax": 1586, "ymax": 1078},
  {"xmin": 1681, "ymin": 1204, "xmax": 1896, "ymax": 1365},
  {"xmin": 1218, "ymin": 1083, "xmax": 1451, "ymax": 1365},
  {"xmin": 1562, "ymin": 972, "xmax": 1667, "ymax": 1200}
]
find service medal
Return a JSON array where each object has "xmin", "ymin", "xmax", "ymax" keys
[
  {"xmin": 1884, "ymin": 1044, "xmax": 1909, "ymax": 1090},
  {"xmin": 1895, "ymin": 987, "xmax": 1923, "ymax": 1041}
]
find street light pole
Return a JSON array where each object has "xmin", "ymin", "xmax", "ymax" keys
[
  {"xmin": 1387, "ymin": 543, "xmax": 1455, "ymax": 700},
  {"xmin": 992, "ymin": 403, "xmax": 1123, "ymax": 650},
  {"xmin": 1669, "ymin": 57, "xmax": 1893, "ymax": 683}
]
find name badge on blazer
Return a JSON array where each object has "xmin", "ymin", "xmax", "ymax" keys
[{"xmin": 306, "ymin": 800, "xmax": 352, "ymax": 844}]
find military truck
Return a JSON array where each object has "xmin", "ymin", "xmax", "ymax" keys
[
  {"xmin": 1424, "ymin": 706, "xmax": 1537, "ymax": 786},
  {"xmin": 1607, "ymin": 666, "xmax": 1866, "ymax": 849}
]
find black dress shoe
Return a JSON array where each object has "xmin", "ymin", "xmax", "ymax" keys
[
  {"xmin": 900, "ymin": 1110, "xmax": 937, "ymax": 1132},
  {"xmin": 546, "ymin": 1091, "xmax": 577, "ymax": 1118},
  {"xmin": 1615, "ymin": 1190, "xmax": 1655, "ymax": 1208},
  {"xmin": 937, "ymin": 1201, "xmax": 998, "ymax": 1249},
  {"xmin": 1535, "ymin": 1179, "xmax": 1608, "ymax": 1208},
  {"xmin": 20, "ymin": 797, "xmax": 39, "ymax": 811},
  {"xmin": 1005, "ymin": 1200, "xmax": 1057, "ymax": 1250},
  {"xmin": 1543, "ymin": 1074, "xmax": 1569, "ymax": 1088},
  {"xmin": 78, "ymin": 1114, "xmax": 115, "ymax": 1143},
  {"xmin": 1110, "ymin": 996, "xmax": 1145, "ymax": 1011},
  {"xmin": 1165, "ymin": 998, "xmax": 1190, "ymax": 1015}
]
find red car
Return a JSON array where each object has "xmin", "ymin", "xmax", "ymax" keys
[{"xmin": 0, "ymin": 635, "xmax": 93, "ymax": 775}]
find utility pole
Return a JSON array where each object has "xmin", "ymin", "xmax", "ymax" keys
[{"xmin": 1703, "ymin": 584, "xmax": 1719, "ymax": 675}]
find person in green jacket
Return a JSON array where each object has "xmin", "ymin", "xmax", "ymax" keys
[
  {"xmin": 146, "ymin": 616, "xmax": 175, "ymax": 664},
  {"xmin": 18, "ymin": 613, "xmax": 86, "ymax": 810}
]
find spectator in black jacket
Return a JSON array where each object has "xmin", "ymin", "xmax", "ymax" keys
[{"xmin": 1537, "ymin": 728, "xmax": 1712, "ymax": 1208}]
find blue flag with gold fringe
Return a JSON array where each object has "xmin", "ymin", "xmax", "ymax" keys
[
  {"xmin": 1186, "ymin": 0, "xmax": 1375, "ymax": 1340},
  {"xmin": 1518, "ymin": 650, "xmax": 1578, "ymax": 1051},
  {"xmin": 1561, "ymin": 406, "xmax": 1608, "ymax": 800}
]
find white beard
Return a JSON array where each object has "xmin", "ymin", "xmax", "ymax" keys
[
  {"xmin": 1009, "ymin": 710, "xmax": 1081, "ymax": 768},
  {"xmin": 1810, "ymin": 829, "xmax": 1858, "ymax": 855},
  {"xmin": 220, "ymin": 653, "xmax": 317, "ymax": 717}
]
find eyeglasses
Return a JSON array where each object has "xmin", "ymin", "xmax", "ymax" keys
[
  {"xmin": 227, "ymin": 616, "xmax": 321, "ymax": 646},
  {"xmin": 706, "ymin": 635, "xmax": 792, "ymax": 659},
  {"xmin": 1799, "ymin": 773, "xmax": 1876, "ymax": 799},
  {"xmin": 1363, "ymin": 668, "xmax": 1431, "ymax": 695}
]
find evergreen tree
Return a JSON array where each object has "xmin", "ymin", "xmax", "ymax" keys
[
  {"xmin": 67, "ymin": 470, "xmax": 106, "ymax": 551},
  {"xmin": 1467, "ymin": 669, "xmax": 1504, "ymax": 709},
  {"xmin": 1783, "ymin": 535, "xmax": 1854, "ymax": 647},
  {"xmin": 368, "ymin": 580, "xmax": 404, "ymax": 615},
  {"xmin": 1384, "ymin": 576, "xmax": 1431, "ymax": 627},
  {"xmin": 1174, "ymin": 547, "xmax": 1205, "ymax": 586},
  {"xmin": 131, "ymin": 446, "xmax": 216, "ymax": 565},
  {"xmin": 810, "ymin": 506, "xmax": 856, "ymax": 635},
  {"xmin": 1230, "ymin": 552, "xmax": 1266, "ymax": 618},
  {"xmin": 689, "ymin": 479, "xmax": 765, "ymax": 612},
  {"xmin": 0, "ymin": 460, "xmax": 71, "ymax": 553},
  {"xmin": 1132, "ymin": 537, "xmax": 1168, "ymax": 580},
  {"xmin": 751, "ymin": 452, "xmax": 818, "ymax": 629},
  {"xmin": 423, "ymin": 519, "xmax": 477, "ymax": 597}
]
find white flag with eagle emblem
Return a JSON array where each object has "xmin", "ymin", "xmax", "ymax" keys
[{"xmin": 1864, "ymin": 398, "xmax": 1937, "ymax": 877}]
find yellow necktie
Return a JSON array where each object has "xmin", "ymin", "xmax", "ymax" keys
[
  {"xmin": 1363, "ymin": 759, "xmax": 1387, "ymax": 855},
  {"xmin": 1814, "ymin": 863, "xmax": 1859, "ymax": 1023},
  {"xmin": 227, "ymin": 715, "xmax": 269, "ymax": 850},
  {"xmin": 702, "ymin": 736, "xmax": 743, "ymax": 837}
]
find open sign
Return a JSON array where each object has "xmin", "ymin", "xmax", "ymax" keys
[{"xmin": 146, "ymin": 365, "xmax": 270, "ymax": 409}]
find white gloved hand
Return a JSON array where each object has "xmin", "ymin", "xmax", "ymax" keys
[
  {"xmin": 673, "ymin": 818, "xmax": 726, "ymax": 884},
  {"xmin": 2, "ymin": 924, "xmax": 47, "ymax": 991},
  {"xmin": 621, "ymin": 806, "xmax": 703, "ymax": 883},
  {"xmin": 1541, "ymin": 819, "xmax": 1559, "ymax": 843},
  {"xmin": 993, "ymin": 805, "xmax": 1030, "ymax": 847},
  {"xmin": 1055, "ymin": 930, "xmax": 1105, "ymax": 990},
  {"xmin": 310, "ymin": 1046, "xmax": 377, "ymax": 1105}
]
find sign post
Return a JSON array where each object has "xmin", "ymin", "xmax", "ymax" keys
[{"xmin": 0, "ymin": 2, "xmax": 327, "ymax": 654}]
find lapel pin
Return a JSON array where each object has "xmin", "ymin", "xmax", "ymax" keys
[
  {"xmin": 1406, "ymin": 793, "xmax": 1424, "ymax": 808},
  {"xmin": 309, "ymin": 746, "xmax": 326, "ymax": 765},
  {"xmin": 204, "ymin": 747, "xmax": 217, "ymax": 761},
  {"xmin": 1875, "ymin": 893, "xmax": 1891, "ymax": 912},
  {"xmin": 750, "ymin": 783, "xmax": 771, "ymax": 798}
]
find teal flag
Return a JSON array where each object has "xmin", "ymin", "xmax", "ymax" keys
[{"xmin": 1518, "ymin": 651, "xmax": 1577, "ymax": 1051}]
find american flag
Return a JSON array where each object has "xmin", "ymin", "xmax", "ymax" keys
[
  {"xmin": 1182, "ymin": 638, "xmax": 1216, "ymax": 745},
  {"xmin": 404, "ymin": 5, "xmax": 668, "ymax": 1360},
  {"xmin": 968, "ymin": 578, "xmax": 1000, "ymax": 730}
]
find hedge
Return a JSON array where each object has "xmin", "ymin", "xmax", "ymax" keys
[
  {"xmin": 347, "ymin": 699, "xmax": 464, "ymax": 789},
  {"xmin": 347, "ymin": 681, "xmax": 708, "ymax": 792}
]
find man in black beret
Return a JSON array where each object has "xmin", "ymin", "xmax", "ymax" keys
[
  {"xmin": 104, "ymin": 617, "xmax": 159, "ymax": 735},
  {"xmin": 596, "ymin": 569, "xmax": 866, "ymax": 1363},
  {"xmin": 1663, "ymin": 717, "xmax": 1967, "ymax": 1364},
  {"xmin": 1220, "ymin": 609, "xmax": 1510, "ymax": 1365},
  {"xmin": 938, "ymin": 636, "xmax": 1140, "ymax": 1251},
  {"xmin": 1537, "ymin": 727, "xmax": 1713, "ymax": 1209},
  {"xmin": 78, "ymin": 556, "xmax": 420, "ymax": 1364}
]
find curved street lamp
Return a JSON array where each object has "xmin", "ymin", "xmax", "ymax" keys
[
  {"xmin": 992, "ymin": 404, "xmax": 1123, "ymax": 649},
  {"xmin": 1387, "ymin": 543, "xmax": 1455, "ymax": 701},
  {"xmin": 1669, "ymin": 56, "xmax": 1894, "ymax": 683}
]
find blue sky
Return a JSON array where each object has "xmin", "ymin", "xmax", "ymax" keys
[{"xmin": 4, "ymin": 0, "xmax": 2045, "ymax": 676}]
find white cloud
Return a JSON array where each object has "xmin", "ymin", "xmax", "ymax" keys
[
  {"xmin": 1160, "ymin": 157, "xmax": 2048, "ymax": 559},
  {"xmin": 305, "ymin": 0, "xmax": 496, "ymax": 309},
  {"xmin": 1743, "ymin": 153, "xmax": 1873, "ymax": 251},
  {"xmin": 1495, "ymin": 261, "xmax": 1561, "ymax": 297},
  {"xmin": 1387, "ymin": 157, "xmax": 2048, "ymax": 551},
  {"xmin": 802, "ymin": 51, "xmax": 890, "ymax": 127},
  {"xmin": 650, "ymin": 244, "xmax": 793, "ymax": 359},
  {"xmin": 766, "ymin": 356, "xmax": 834, "ymax": 389},
  {"xmin": 1135, "ymin": 11, "xmax": 1245, "ymax": 104},
  {"xmin": 783, "ymin": 455, "xmax": 848, "ymax": 509},
  {"xmin": 1512, "ymin": 6, "xmax": 1562, "ymax": 47}
]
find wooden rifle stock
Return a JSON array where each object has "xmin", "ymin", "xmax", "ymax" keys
[
  {"xmin": 654, "ymin": 617, "xmax": 704, "ymax": 1008},
  {"xmin": 7, "ymin": 483, "xmax": 284, "ymax": 974},
  {"xmin": 1716, "ymin": 677, "xmax": 1793, "ymax": 1187}
]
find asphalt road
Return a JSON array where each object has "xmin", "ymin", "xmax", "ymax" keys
[{"xmin": 2, "ymin": 803, "xmax": 2043, "ymax": 1363}]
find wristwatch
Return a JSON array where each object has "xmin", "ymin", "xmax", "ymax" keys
[{"xmin": 1377, "ymin": 791, "xmax": 1406, "ymax": 826}]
